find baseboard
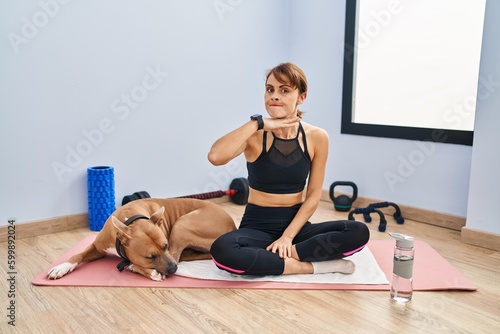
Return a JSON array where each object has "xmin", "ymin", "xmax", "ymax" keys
[
  {"xmin": 0, "ymin": 197, "xmax": 237, "ymax": 243},
  {"xmin": 322, "ymin": 190, "xmax": 466, "ymax": 231},
  {"xmin": 0, "ymin": 213, "xmax": 88, "ymax": 243},
  {"xmin": 0, "ymin": 193, "xmax": 469, "ymax": 243},
  {"xmin": 461, "ymin": 227, "xmax": 500, "ymax": 251}
]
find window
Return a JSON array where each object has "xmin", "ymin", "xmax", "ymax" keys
[{"xmin": 341, "ymin": 0, "xmax": 486, "ymax": 145}]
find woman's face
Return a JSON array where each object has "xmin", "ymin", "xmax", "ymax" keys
[{"xmin": 265, "ymin": 74, "xmax": 306, "ymax": 119}]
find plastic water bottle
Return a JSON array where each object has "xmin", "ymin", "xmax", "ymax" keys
[{"xmin": 390, "ymin": 232, "xmax": 414, "ymax": 302}]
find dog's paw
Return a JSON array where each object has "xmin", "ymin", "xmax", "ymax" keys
[
  {"xmin": 150, "ymin": 269, "xmax": 166, "ymax": 282},
  {"xmin": 47, "ymin": 262, "xmax": 77, "ymax": 279},
  {"xmin": 128, "ymin": 264, "xmax": 165, "ymax": 281}
]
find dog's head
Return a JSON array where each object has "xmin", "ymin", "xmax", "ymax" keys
[{"xmin": 112, "ymin": 207, "xmax": 178, "ymax": 276}]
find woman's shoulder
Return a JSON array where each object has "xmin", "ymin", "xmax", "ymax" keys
[{"xmin": 301, "ymin": 121, "xmax": 329, "ymax": 141}]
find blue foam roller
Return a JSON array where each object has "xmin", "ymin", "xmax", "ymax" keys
[{"xmin": 87, "ymin": 166, "xmax": 115, "ymax": 231}]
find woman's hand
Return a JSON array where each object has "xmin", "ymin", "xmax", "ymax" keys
[
  {"xmin": 263, "ymin": 116, "xmax": 301, "ymax": 131},
  {"xmin": 266, "ymin": 236, "xmax": 294, "ymax": 258}
]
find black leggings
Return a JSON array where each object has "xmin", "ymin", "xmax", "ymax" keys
[{"xmin": 210, "ymin": 204, "xmax": 370, "ymax": 275}]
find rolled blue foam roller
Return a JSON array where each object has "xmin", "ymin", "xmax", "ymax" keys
[{"xmin": 87, "ymin": 166, "xmax": 115, "ymax": 231}]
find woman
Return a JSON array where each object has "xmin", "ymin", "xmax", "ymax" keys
[{"xmin": 207, "ymin": 63, "xmax": 369, "ymax": 276}]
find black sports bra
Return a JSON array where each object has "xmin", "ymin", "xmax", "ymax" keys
[{"xmin": 247, "ymin": 123, "xmax": 311, "ymax": 194}]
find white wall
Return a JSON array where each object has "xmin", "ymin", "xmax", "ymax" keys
[
  {"xmin": 0, "ymin": 0, "xmax": 493, "ymax": 232},
  {"xmin": 0, "ymin": 0, "xmax": 290, "ymax": 224},
  {"xmin": 465, "ymin": 0, "xmax": 500, "ymax": 235}
]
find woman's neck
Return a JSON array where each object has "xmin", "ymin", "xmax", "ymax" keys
[{"xmin": 272, "ymin": 123, "xmax": 299, "ymax": 139}]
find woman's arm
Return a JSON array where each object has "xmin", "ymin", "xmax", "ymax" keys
[
  {"xmin": 208, "ymin": 116, "xmax": 301, "ymax": 166},
  {"xmin": 207, "ymin": 120, "xmax": 259, "ymax": 166}
]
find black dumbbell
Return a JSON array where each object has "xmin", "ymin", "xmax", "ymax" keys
[
  {"xmin": 122, "ymin": 177, "xmax": 250, "ymax": 206},
  {"xmin": 177, "ymin": 177, "xmax": 249, "ymax": 205},
  {"xmin": 122, "ymin": 191, "xmax": 151, "ymax": 206}
]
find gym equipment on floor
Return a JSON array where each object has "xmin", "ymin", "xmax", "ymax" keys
[
  {"xmin": 329, "ymin": 181, "xmax": 358, "ymax": 211},
  {"xmin": 121, "ymin": 177, "xmax": 250, "ymax": 206},
  {"xmin": 348, "ymin": 207, "xmax": 388, "ymax": 232}
]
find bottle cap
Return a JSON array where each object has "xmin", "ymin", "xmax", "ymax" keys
[{"xmin": 389, "ymin": 232, "xmax": 414, "ymax": 248}]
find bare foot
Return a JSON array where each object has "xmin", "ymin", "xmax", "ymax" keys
[{"xmin": 312, "ymin": 259, "xmax": 356, "ymax": 274}]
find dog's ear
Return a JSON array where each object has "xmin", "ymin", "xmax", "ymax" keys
[
  {"xmin": 112, "ymin": 216, "xmax": 132, "ymax": 246},
  {"xmin": 150, "ymin": 206, "xmax": 166, "ymax": 227}
]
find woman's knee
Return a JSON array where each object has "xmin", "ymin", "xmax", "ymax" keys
[
  {"xmin": 210, "ymin": 233, "xmax": 248, "ymax": 274},
  {"xmin": 346, "ymin": 220, "xmax": 370, "ymax": 245},
  {"xmin": 210, "ymin": 233, "xmax": 231, "ymax": 258},
  {"xmin": 357, "ymin": 221, "xmax": 370, "ymax": 242}
]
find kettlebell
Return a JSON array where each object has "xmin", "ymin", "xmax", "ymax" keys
[{"xmin": 329, "ymin": 181, "xmax": 358, "ymax": 211}]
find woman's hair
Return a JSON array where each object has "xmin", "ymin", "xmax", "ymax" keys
[{"xmin": 265, "ymin": 62, "xmax": 308, "ymax": 117}]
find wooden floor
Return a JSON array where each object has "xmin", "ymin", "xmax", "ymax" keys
[{"xmin": 1, "ymin": 200, "xmax": 499, "ymax": 334}]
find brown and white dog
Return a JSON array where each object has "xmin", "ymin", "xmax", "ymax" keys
[{"xmin": 47, "ymin": 198, "xmax": 236, "ymax": 281}]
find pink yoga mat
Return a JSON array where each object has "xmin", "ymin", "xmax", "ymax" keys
[{"xmin": 32, "ymin": 236, "xmax": 476, "ymax": 291}]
